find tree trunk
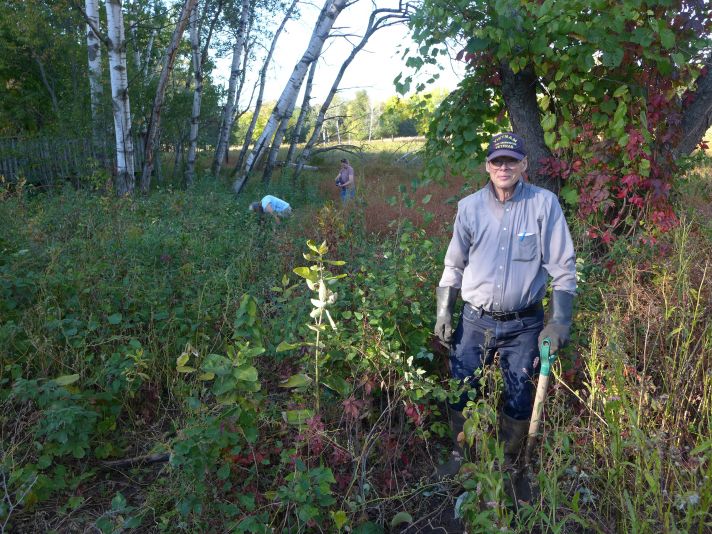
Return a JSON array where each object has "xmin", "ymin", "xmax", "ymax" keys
[
  {"xmin": 675, "ymin": 58, "xmax": 712, "ymax": 158},
  {"xmin": 499, "ymin": 62, "xmax": 557, "ymax": 193},
  {"xmin": 185, "ymin": 3, "xmax": 202, "ymax": 187},
  {"xmin": 85, "ymin": 0, "xmax": 104, "ymax": 150},
  {"xmin": 140, "ymin": 0, "xmax": 198, "ymax": 193},
  {"xmin": 212, "ymin": 0, "xmax": 251, "ymax": 177},
  {"xmin": 262, "ymin": 94, "xmax": 299, "ymax": 183},
  {"xmin": 233, "ymin": 0, "xmax": 349, "ymax": 195},
  {"xmin": 284, "ymin": 59, "xmax": 317, "ymax": 168},
  {"xmin": 234, "ymin": 0, "xmax": 298, "ymax": 175},
  {"xmin": 105, "ymin": 0, "xmax": 135, "ymax": 196},
  {"xmin": 295, "ymin": 5, "xmax": 405, "ymax": 175}
]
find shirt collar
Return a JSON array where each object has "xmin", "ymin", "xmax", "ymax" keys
[{"xmin": 487, "ymin": 178, "xmax": 525, "ymax": 203}]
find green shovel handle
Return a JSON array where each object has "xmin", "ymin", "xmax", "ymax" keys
[{"xmin": 539, "ymin": 337, "xmax": 555, "ymax": 377}]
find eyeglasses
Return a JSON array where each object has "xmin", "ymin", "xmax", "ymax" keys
[{"xmin": 488, "ymin": 158, "xmax": 522, "ymax": 169}]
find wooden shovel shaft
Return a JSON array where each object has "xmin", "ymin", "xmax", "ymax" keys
[
  {"xmin": 524, "ymin": 338, "xmax": 553, "ymax": 466},
  {"xmin": 525, "ymin": 373, "xmax": 550, "ymax": 466}
]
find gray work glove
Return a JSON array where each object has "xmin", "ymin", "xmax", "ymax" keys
[
  {"xmin": 539, "ymin": 290, "xmax": 575, "ymax": 353},
  {"xmin": 434, "ymin": 286, "xmax": 459, "ymax": 346}
]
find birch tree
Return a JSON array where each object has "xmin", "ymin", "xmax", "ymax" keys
[
  {"xmin": 295, "ymin": 4, "xmax": 407, "ymax": 175},
  {"xmin": 185, "ymin": 0, "xmax": 220, "ymax": 184},
  {"xmin": 85, "ymin": 0, "xmax": 104, "ymax": 149},
  {"xmin": 284, "ymin": 59, "xmax": 317, "ymax": 167},
  {"xmin": 105, "ymin": 0, "xmax": 135, "ymax": 196},
  {"xmin": 234, "ymin": 0, "xmax": 298, "ymax": 174},
  {"xmin": 140, "ymin": 0, "xmax": 198, "ymax": 193},
  {"xmin": 212, "ymin": 0, "xmax": 251, "ymax": 177},
  {"xmin": 232, "ymin": 0, "xmax": 349, "ymax": 195}
]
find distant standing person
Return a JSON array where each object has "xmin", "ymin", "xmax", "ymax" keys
[
  {"xmin": 335, "ymin": 158, "xmax": 355, "ymax": 203},
  {"xmin": 249, "ymin": 195, "xmax": 292, "ymax": 224}
]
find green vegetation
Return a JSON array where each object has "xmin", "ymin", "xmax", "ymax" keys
[{"xmin": 1, "ymin": 144, "xmax": 711, "ymax": 532}]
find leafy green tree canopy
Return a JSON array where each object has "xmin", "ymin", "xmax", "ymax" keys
[{"xmin": 406, "ymin": 0, "xmax": 711, "ymax": 248}]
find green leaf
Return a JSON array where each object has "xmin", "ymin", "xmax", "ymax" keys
[
  {"xmin": 54, "ymin": 374, "xmax": 80, "ymax": 386},
  {"xmin": 177, "ymin": 365, "xmax": 197, "ymax": 373},
  {"xmin": 176, "ymin": 353, "xmax": 190, "ymax": 368},
  {"xmin": 276, "ymin": 340, "xmax": 303, "ymax": 352},
  {"xmin": 107, "ymin": 313, "xmax": 122, "ymax": 325},
  {"xmin": 293, "ymin": 266, "xmax": 318, "ymax": 282},
  {"xmin": 390, "ymin": 511, "xmax": 413, "ymax": 527},
  {"xmin": 282, "ymin": 409, "xmax": 314, "ymax": 425},
  {"xmin": 421, "ymin": 194, "xmax": 432, "ymax": 204},
  {"xmin": 612, "ymin": 85, "xmax": 628, "ymax": 99},
  {"xmin": 279, "ymin": 373, "xmax": 313, "ymax": 388},
  {"xmin": 544, "ymin": 131, "xmax": 556, "ymax": 147},
  {"xmin": 560, "ymin": 185, "xmax": 579, "ymax": 206},
  {"xmin": 659, "ymin": 28, "xmax": 675, "ymax": 49},
  {"xmin": 332, "ymin": 510, "xmax": 349, "ymax": 529},
  {"xmin": 541, "ymin": 113, "xmax": 556, "ymax": 132}
]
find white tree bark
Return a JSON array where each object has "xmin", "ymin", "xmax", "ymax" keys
[
  {"xmin": 105, "ymin": 0, "xmax": 135, "ymax": 196},
  {"xmin": 85, "ymin": 0, "xmax": 103, "ymax": 148},
  {"xmin": 212, "ymin": 0, "xmax": 251, "ymax": 177},
  {"xmin": 185, "ymin": 0, "xmax": 225, "ymax": 184},
  {"xmin": 295, "ymin": 5, "xmax": 407, "ymax": 175},
  {"xmin": 233, "ymin": 0, "xmax": 349, "ymax": 194},
  {"xmin": 140, "ymin": 0, "xmax": 198, "ymax": 193},
  {"xmin": 185, "ymin": 4, "xmax": 202, "ymax": 186},
  {"xmin": 284, "ymin": 59, "xmax": 317, "ymax": 168},
  {"xmin": 234, "ymin": 0, "xmax": 298, "ymax": 174}
]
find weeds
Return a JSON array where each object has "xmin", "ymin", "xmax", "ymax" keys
[{"xmin": 0, "ymin": 149, "xmax": 710, "ymax": 532}]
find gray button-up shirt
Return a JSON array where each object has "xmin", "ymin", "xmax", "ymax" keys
[{"xmin": 439, "ymin": 180, "xmax": 576, "ymax": 311}]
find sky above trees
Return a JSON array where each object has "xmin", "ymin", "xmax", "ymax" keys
[{"xmin": 215, "ymin": 0, "xmax": 465, "ymax": 104}]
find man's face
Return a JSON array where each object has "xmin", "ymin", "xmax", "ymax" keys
[
  {"xmin": 486, "ymin": 156, "xmax": 527, "ymax": 194},
  {"xmin": 341, "ymin": 162, "xmax": 348, "ymax": 169}
]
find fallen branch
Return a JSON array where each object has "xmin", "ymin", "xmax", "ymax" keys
[{"xmin": 100, "ymin": 452, "xmax": 170, "ymax": 470}]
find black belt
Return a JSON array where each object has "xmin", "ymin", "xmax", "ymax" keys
[{"xmin": 466, "ymin": 302, "xmax": 542, "ymax": 322}]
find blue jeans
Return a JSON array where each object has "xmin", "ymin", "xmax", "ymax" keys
[
  {"xmin": 449, "ymin": 303, "xmax": 544, "ymax": 420},
  {"xmin": 340, "ymin": 187, "xmax": 355, "ymax": 203}
]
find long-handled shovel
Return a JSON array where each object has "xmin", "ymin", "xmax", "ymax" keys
[{"xmin": 524, "ymin": 337, "xmax": 555, "ymax": 467}]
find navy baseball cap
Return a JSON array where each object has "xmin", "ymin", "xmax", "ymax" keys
[{"xmin": 486, "ymin": 132, "xmax": 526, "ymax": 161}]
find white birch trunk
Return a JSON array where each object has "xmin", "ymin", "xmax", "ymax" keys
[
  {"xmin": 105, "ymin": 0, "xmax": 135, "ymax": 196},
  {"xmin": 185, "ymin": 4, "xmax": 202, "ymax": 186},
  {"xmin": 234, "ymin": 0, "xmax": 298, "ymax": 174},
  {"xmin": 140, "ymin": 0, "xmax": 198, "ymax": 193},
  {"xmin": 284, "ymin": 59, "xmax": 317, "ymax": 167},
  {"xmin": 232, "ymin": 0, "xmax": 349, "ymax": 195},
  {"xmin": 85, "ymin": 0, "xmax": 103, "ymax": 148},
  {"xmin": 212, "ymin": 0, "xmax": 250, "ymax": 177},
  {"xmin": 261, "ymin": 93, "xmax": 298, "ymax": 183},
  {"xmin": 295, "ymin": 5, "xmax": 406, "ymax": 175}
]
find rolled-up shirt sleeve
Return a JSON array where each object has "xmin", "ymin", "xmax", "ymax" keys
[
  {"xmin": 438, "ymin": 207, "xmax": 470, "ymax": 289},
  {"xmin": 541, "ymin": 198, "xmax": 577, "ymax": 294}
]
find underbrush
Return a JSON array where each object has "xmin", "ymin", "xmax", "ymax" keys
[{"xmin": 0, "ymin": 159, "xmax": 710, "ymax": 533}]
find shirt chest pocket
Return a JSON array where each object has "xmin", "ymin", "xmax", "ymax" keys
[{"xmin": 512, "ymin": 233, "xmax": 539, "ymax": 262}]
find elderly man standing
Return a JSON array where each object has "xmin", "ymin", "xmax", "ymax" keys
[{"xmin": 434, "ymin": 132, "xmax": 577, "ymax": 490}]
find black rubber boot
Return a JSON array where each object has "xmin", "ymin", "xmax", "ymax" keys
[
  {"xmin": 435, "ymin": 410, "xmax": 466, "ymax": 479},
  {"xmin": 499, "ymin": 413, "xmax": 532, "ymax": 505}
]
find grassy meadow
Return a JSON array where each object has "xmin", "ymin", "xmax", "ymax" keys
[{"xmin": 1, "ymin": 140, "xmax": 711, "ymax": 533}]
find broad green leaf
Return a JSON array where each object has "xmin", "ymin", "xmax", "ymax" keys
[
  {"xmin": 390, "ymin": 511, "xmax": 413, "ymax": 527},
  {"xmin": 276, "ymin": 340, "xmax": 303, "ymax": 352},
  {"xmin": 177, "ymin": 365, "xmax": 196, "ymax": 373},
  {"xmin": 659, "ymin": 28, "xmax": 675, "ymax": 49},
  {"xmin": 561, "ymin": 185, "xmax": 579, "ymax": 206},
  {"xmin": 612, "ymin": 85, "xmax": 628, "ymax": 99},
  {"xmin": 293, "ymin": 266, "xmax": 318, "ymax": 282},
  {"xmin": 282, "ymin": 409, "xmax": 314, "ymax": 425},
  {"xmin": 541, "ymin": 113, "xmax": 556, "ymax": 132},
  {"xmin": 176, "ymin": 353, "xmax": 190, "ymax": 368},
  {"xmin": 332, "ymin": 510, "xmax": 348, "ymax": 529},
  {"xmin": 54, "ymin": 374, "xmax": 80, "ymax": 386},
  {"xmin": 421, "ymin": 194, "xmax": 432, "ymax": 204},
  {"xmin": 279, "ymin": 373, "xmax": 313, "ymax": 388},
  {"xmin": 108, "ymin": 313, "xmax": 122, "ymax": 325}
]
